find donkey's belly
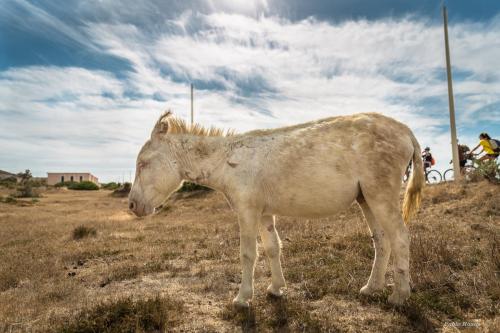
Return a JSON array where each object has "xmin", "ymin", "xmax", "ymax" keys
[{"xmin": 264, "ymin": 179, "xmax": 358, "ymax": 218}]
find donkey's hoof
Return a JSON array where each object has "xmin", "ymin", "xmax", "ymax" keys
[
  {"xmin": 388, "ymin": 290, "xmax": 410, "ymax": 305},
  {"xmin": 266, "ymin": 284, "xmax": 284, "ymax": 297},
  {"xmin": 232, "ymin": 297, "xmax": 250, "ymax": 308},
  {"xmin": 360, "ymin": 284, "xmax": 383, "ymax": 296}
]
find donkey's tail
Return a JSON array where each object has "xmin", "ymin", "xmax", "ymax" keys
[{"xmin": 402, "ymin": 133, "xmax": 425, "ymax": 224}]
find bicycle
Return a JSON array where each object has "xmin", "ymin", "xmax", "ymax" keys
[
  {"xmin": 403, "ymin": 163, "xmax": 442, "ymax": 184},
  {"xmin": 425, "ymin": 168, "xmax": 442, "ymax": 184},
  {"xmin": 443, "ymin": 153, "xmax": 476, "ymax": 181},
  {"xmin": 444, "ymin": 154, "xmax": 499, "ymax": 183}
]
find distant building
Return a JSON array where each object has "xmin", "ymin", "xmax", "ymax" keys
[{"xmin": 47, "ymin": 172, "xmax": 99, "ymax": 185}]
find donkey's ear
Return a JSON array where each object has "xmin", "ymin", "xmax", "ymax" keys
[{"xmin": 151, "ymin": 110, "xmax": 172, "ymax": 138}]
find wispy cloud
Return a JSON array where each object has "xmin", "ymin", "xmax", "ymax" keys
[{"xmin": 0, "ymin": 0, "xmax": 99, "ymax": 52}]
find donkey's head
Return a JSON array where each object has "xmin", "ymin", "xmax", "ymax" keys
[{"xmin": 129, "ymin": 111, "xmax": 182, "ymax": 217}]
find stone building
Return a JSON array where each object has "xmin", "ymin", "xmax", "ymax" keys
[{"xmin": 47, "ymin": 172, "xmax": 98, "ymax": 185}]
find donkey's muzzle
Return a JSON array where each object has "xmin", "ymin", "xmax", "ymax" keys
[{"xmin": 128, "ymin": 199, "xmax": 146, "ymax": 217}]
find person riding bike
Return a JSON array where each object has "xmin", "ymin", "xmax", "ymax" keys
[
  {"xmin": 456, "ymin": 143, "xmax": 471, "ymax": 173},
  {"xmin": 470, "ymin": 133, "xmax": 500, "ymax": 162},
  {"xmin": 421, "ymin": 147, "xmax": 434, "ymax": 172},
  {"xmin": 457, "ymin": 143, "xmax": 470, "ymax": 166}
]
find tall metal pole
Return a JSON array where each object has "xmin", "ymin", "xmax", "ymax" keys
[
  {"xmin": 443, "ymin": 5, "xmax": 461, "ymax": 180},
  {"xmin": 190, "ymin": 83, "xmax": 194, "ymax": 126}
]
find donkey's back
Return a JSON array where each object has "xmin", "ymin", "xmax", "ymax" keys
[{"xmin": 236, "ymin": 113, "xmax": 417, "ymax": 218}]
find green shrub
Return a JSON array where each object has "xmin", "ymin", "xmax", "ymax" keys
[
  {"xmin": 53, "ymin": 296, "xmax": 184, "ymax": 333},
  {"xmin": 29, "ymin": 178, "xmax": 46, "ymax": 187},
  {"xmin": 0, "ymin": 177, "xmax": 17, "ymax": 188},
  {"xmin": 16, "ymin": 183, "xmax": 38, "ymax": 198},
  {"xmin": 72, "ymin": 225, "xmax": 97, "ymax": 240},
  {"xmin": 475, "ymin": 160, "xmax": 500, "ymax": 183},
  {"xmin": 68, "ymin": 181, "xmax": 99, "ymax": 191},
  {"xmin": 101, "ymin": 182, "xmax": 121, "ymax": 190},
  {"xmin": 54, "ymin": 181, "xmax": 75, "ymax": 188}
]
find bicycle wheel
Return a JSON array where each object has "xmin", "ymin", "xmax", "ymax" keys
[
  {"xmin": 443, "ymin": 168, "xmax": 454, "ymax": 181},
  {"xmin": 426, "ymin": 169, "xmax": 442, "ymax": 184}
]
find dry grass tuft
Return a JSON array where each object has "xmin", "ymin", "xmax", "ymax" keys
[
  {"xmin": 72, "ymin": 225, "xmax": 97, "ymax": 240},
  {"xmin": 50, "ymin": 295, "xmax": 184, "ymax": 333}
]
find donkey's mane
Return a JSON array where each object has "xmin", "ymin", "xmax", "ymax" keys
[{"xmin": 158, "ymin": 111, "xmax": 234, "ymax": 137}]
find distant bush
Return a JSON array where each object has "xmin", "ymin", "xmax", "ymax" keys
[
  {"xmin": 101, "ymin": 182, "xmax": 121, "ymax": 190},
  {"xmin": 475, "ymin": 160, "xmax": 500, "ymax": 184},
  {"xmin": 68, "ymin": 181, "xmax": 99, "ymax": 191},
  {"xmin": 111, "ymin": 182, "xmax": 131, "ymax": 197},
  {"xmin": 177, "ymin": 181, "xmax": 212, "ymax": 193},
  {"xmin": 52, "ymin": 296, "xmax": 184, "ymax": 333},
  {"xmin": 72, "ymin": 225, "xmax": 97, "ymax": 240},
  {"xmin": 15, "ymin": 169, "xmax": 40, "ymax": 198},
  {"xmin": 29, "ymin": 178, "xmax": 46, "ymax": 187},
  {"xmin": 16, "ymin": 184, "xmax": 38, "ymax": 198},
  {"xmin": 0, "ymin": 177, "xmax": 17, "ymax": 188},
  {"xmin": 54, "ymin": 181, "xmax": 75, "ymax": 188}
]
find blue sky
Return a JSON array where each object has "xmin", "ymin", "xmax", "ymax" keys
[{"xmin": 1, "ymin": 0, "xmax": 499, "ymax": 182}]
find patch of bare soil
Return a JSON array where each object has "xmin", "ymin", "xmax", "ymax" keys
[{"xmin": 0, "ymin": 181, "xmax": 498, "ymax": 332}]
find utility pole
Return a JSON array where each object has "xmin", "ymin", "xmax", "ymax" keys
[
  {"xmin": 190, "ymin": 83, "xmax": 194, "ymax": 126},
  {"xmin": 443, "ymin": 5, "xmax": 461, "ymax": 180}
]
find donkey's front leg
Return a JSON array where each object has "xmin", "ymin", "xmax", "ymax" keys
[
  {"xmin": 233, "ymin": 208, "xmax": 259, "ymax": 308},
  {"xmin": 259, "ymin": 215, "xmax": 286, "ymax": 297}
]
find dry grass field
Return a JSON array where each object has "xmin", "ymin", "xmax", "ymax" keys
[{"xmin": 0, "ymin": 181, "xmax": 498, "ymax": 332}]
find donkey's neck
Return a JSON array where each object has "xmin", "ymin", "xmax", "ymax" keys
[{"xmin": 170, "ymin": 135, "xmax": 231, "ymax": 191}]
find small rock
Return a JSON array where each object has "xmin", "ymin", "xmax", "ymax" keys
[
  {"xmin": 68, "ymin": 272, "xmax": 76, "ymax": 277},
  {"xmin": 77, "ymin": 259, "xmax": 85, "ymax": 266}
]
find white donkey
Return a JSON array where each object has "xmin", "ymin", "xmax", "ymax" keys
[{"xmin": 129, "ymin": 111, "xmax": 424, "ymax": 307}]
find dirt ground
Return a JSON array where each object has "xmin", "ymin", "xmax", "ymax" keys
[{"xmin": 0, "ymin": 181, "xmax": 498, "ymax": 332}]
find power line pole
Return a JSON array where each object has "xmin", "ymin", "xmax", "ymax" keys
[
  {"xmin": 443, "ymin": 5, "xmax": 461, "ymax": 180},
  {"xmin": 190, "ymin": 83, "xmax": 194, "ymax": 126}
]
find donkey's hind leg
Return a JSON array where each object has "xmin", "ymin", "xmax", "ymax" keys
[
  {"xmin": 357, "ymin": 193, "xmax": 391, "ymax": 295},
  {"xmin": 259, "ymin": 215, "xmax": 286, "ymax": 297},
  {"xmin": 386, "ymin": 219, "xmax": 411, "ymax": 305},
  {"xmin": 363, "ymin": 196, "xmax": 410, "ymax": 305}
]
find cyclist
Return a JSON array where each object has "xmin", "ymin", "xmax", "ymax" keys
[
  {"xmin": 421, "ymin": 147, "xmax": 434, "ymax": 172},
  {"xmin": 457, "ymin": 143, "xmax": 471, "ymax": 173},
  {"xmin": 470, "ymin": 133, "xmax": 499, "ymax": 162}
]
